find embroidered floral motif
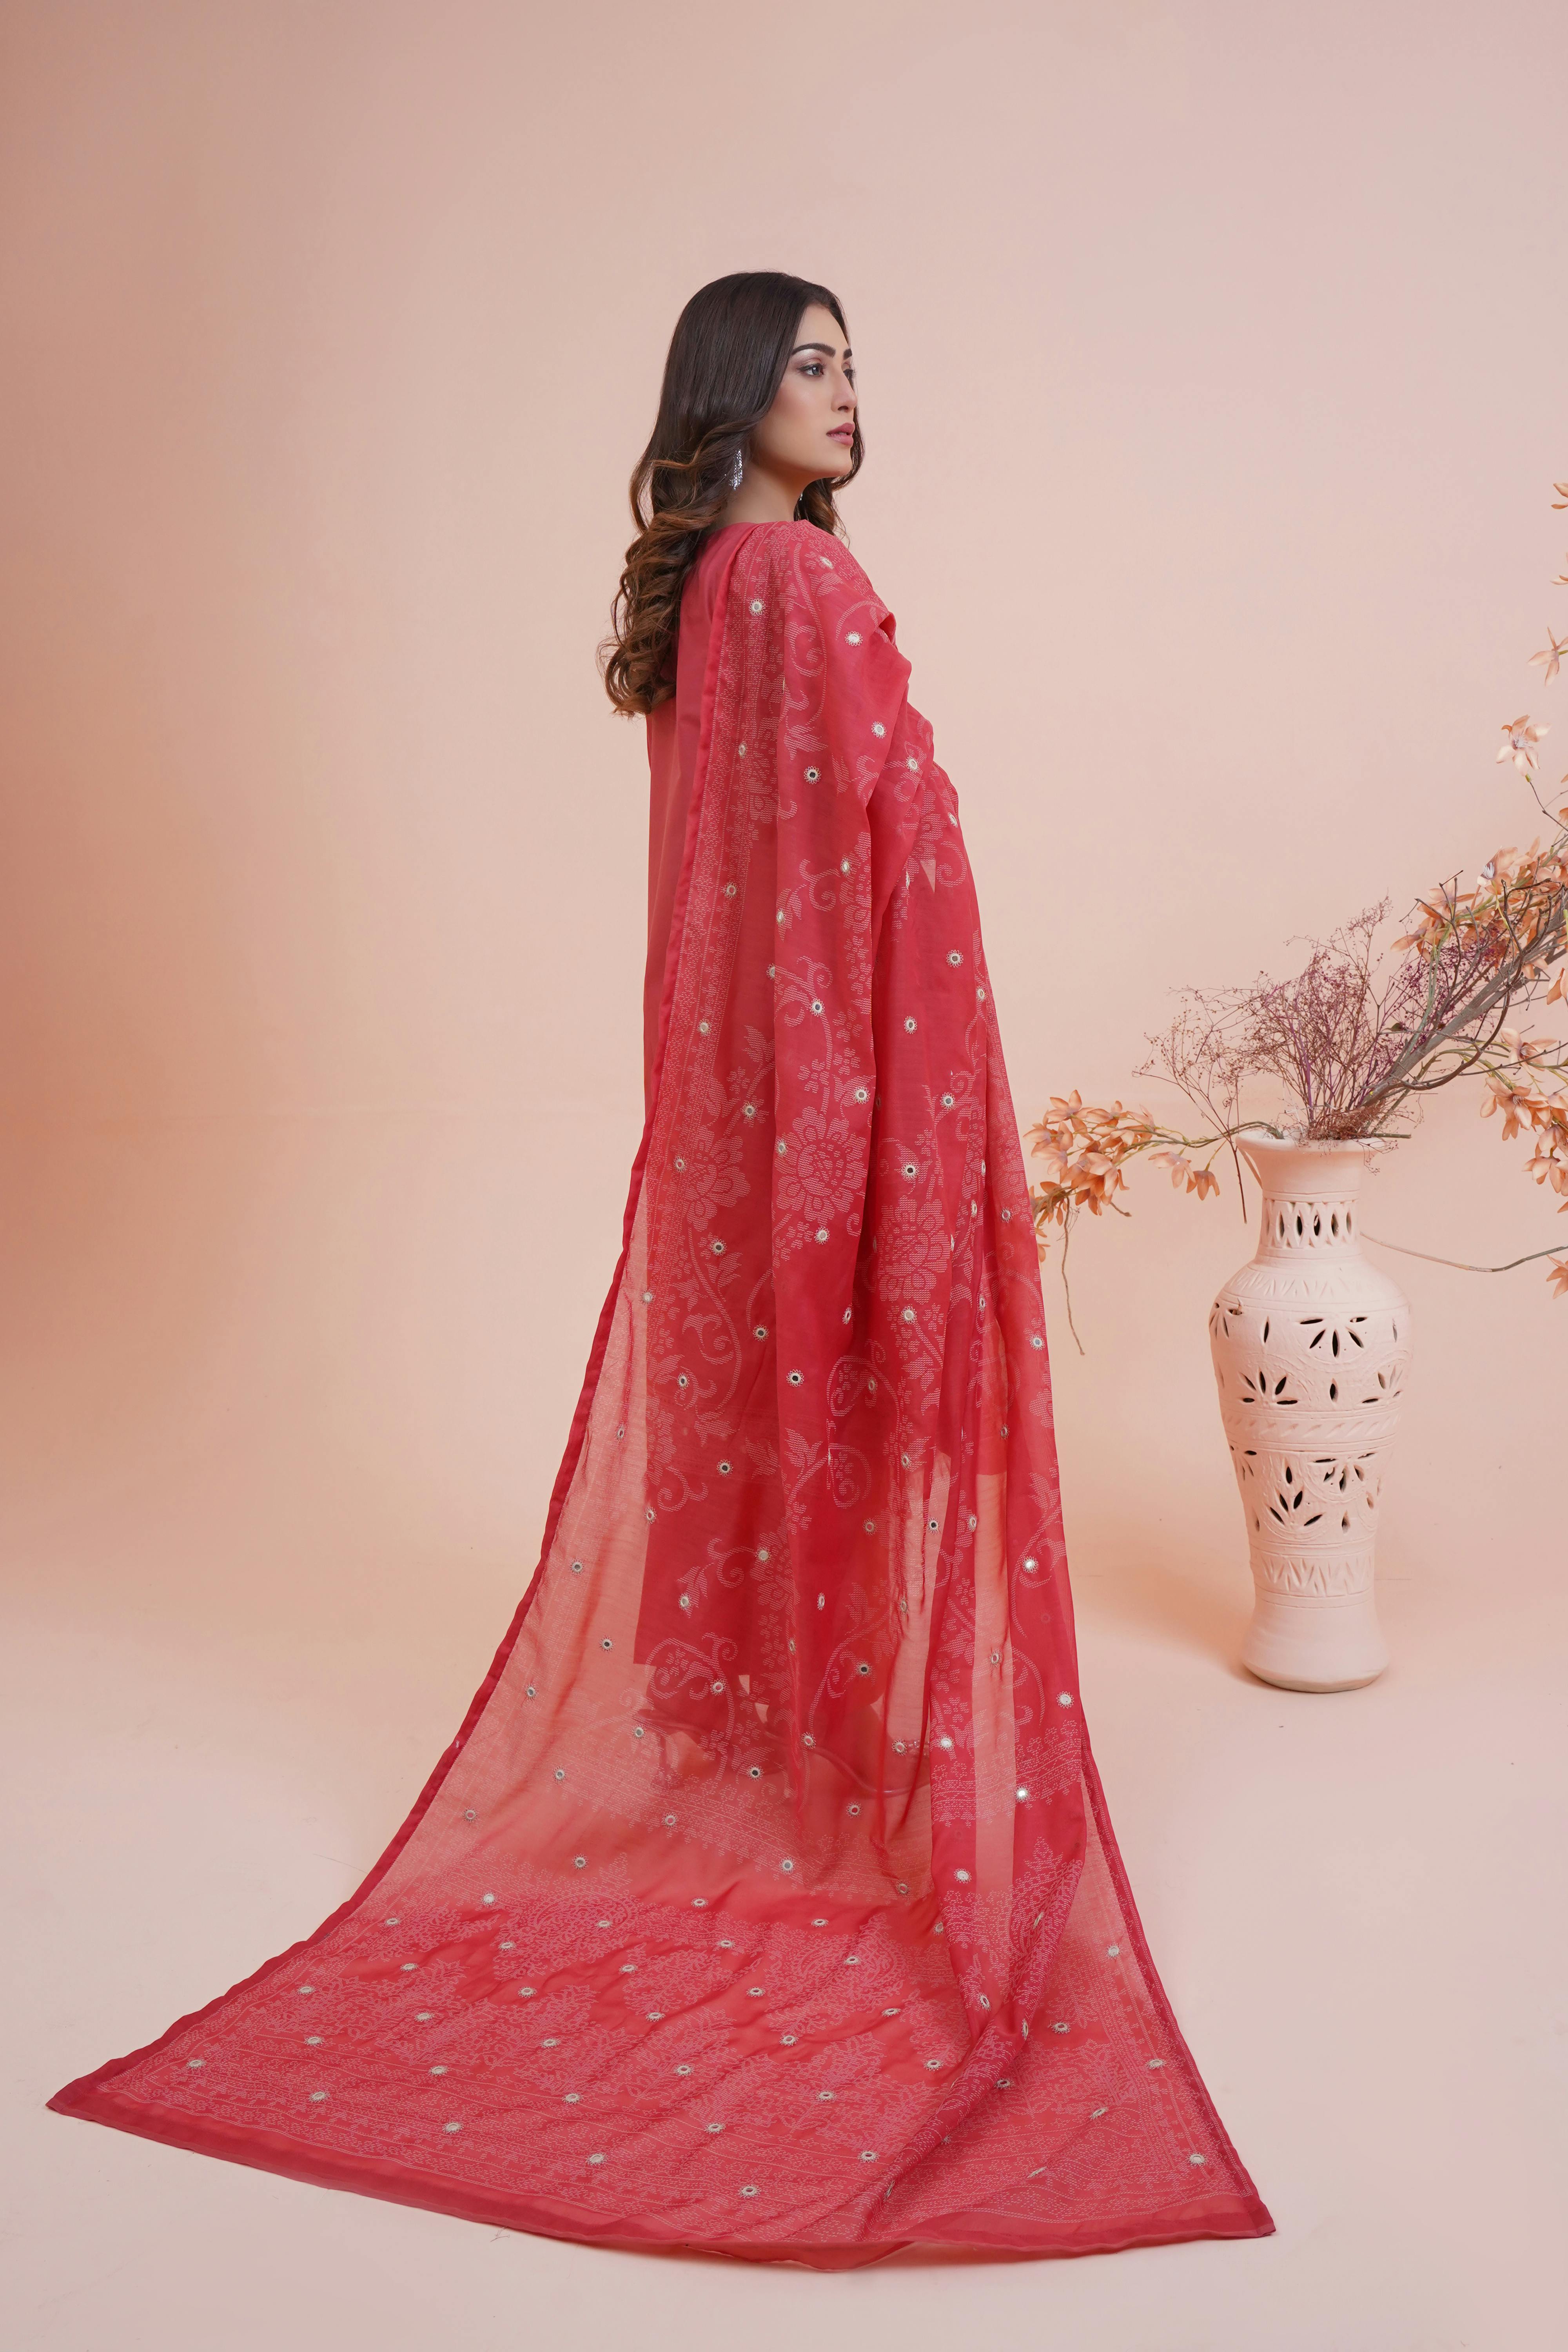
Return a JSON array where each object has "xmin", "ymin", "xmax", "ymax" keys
[
  {"xmin": 875, "ymin": 1192, "xmax": 950, "ymax": 1305},
  {"xmin": 676, "ymin": 1134, "xmax": 750, "ymax": 1229},
  {"xmin": 775, "ymin": 1100, "xmax": 868, "ymax": 1240}
]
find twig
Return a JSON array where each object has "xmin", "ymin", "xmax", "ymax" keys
[
  {"xmin": 1361, "ymin": 1230, "xmax": 1566, "ymax": 1274},
  {"xmin": 1057, "ymin": 1217, "xmax": 1085, "ymax": 1356}
]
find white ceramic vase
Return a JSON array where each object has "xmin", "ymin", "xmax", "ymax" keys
[{"xmin": 1209, "ymin": 1136, "xmax": 1410, "ymax": 1692}]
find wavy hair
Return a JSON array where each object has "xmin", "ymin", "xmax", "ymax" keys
[{"xmin": 601, "ymin": 272, "xmax": 862, "ymax": 715}]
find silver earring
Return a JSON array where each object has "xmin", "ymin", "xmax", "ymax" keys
[{"xmin": 729, "ymin": 448, "xmax": 745, "ymax": 491}]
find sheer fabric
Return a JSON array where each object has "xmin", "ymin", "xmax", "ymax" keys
[
  {"xmin": 643, "ymin": 522, "xmax": 750, "ymax": 1106},
  {"xmin": 50, "ymin": 521, "xmax": 1272, "ymax": 2266}
]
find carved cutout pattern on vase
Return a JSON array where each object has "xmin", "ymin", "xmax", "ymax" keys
[{"xmin": 1209, "ymin": 1141, "xmax": 1409, "ymax": 1690}]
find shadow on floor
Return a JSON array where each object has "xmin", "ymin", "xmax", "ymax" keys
[{"xmin": 1070, "ymin": 1518, "xmax": 1254, "ymax": 1679}]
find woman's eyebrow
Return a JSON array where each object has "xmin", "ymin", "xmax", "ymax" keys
[{"xmin": 790, "ymin": 341, "xmax": 851, "ymax": 359}]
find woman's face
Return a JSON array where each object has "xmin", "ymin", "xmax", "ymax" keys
[{"xmin": 750, "ymin": 303, "xmax": 857, "ymax": 489}]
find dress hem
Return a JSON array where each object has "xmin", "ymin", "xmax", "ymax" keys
[{"xmin": 47, "ymin": 2080, "xmax": 1274, "ymax": 2269}]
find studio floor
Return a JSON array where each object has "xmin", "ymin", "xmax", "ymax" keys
[{"xmin": 2, "ymin": 1105, "xmax": 1562, "ymax": 2352}]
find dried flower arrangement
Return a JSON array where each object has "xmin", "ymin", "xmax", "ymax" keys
[{"xmin": 1030, "ymin": 481, "xmax": 1568, "ymax": 1337}]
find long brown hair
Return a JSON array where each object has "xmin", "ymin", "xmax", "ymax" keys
[{"xmin": 601, "ymin": 272, "xmax": 862, "ymax": 715}]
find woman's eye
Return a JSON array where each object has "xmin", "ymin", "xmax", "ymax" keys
[{"xmin": 801, "ymin": 362, "xmax": 824, "ymax": 376}]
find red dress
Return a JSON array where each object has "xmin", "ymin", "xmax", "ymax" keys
[{"xmin": 51, "ymin": 521, "xmax": 1272, "ymax": 2266}]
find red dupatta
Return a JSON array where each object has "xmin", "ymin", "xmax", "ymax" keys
[{"xmin": 50, "ymin": 520, "xmax": 1272, "ymax": 2267}]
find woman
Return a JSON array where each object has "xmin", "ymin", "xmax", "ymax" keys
[{"xmin": 51, "ymin": 272, "xmax": 1272, "ymax": 2266}]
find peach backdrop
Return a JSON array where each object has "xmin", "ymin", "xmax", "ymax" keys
[{"xmin": 3, "ymin": 2, "xmax": 1564, "ymax": 2346}]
